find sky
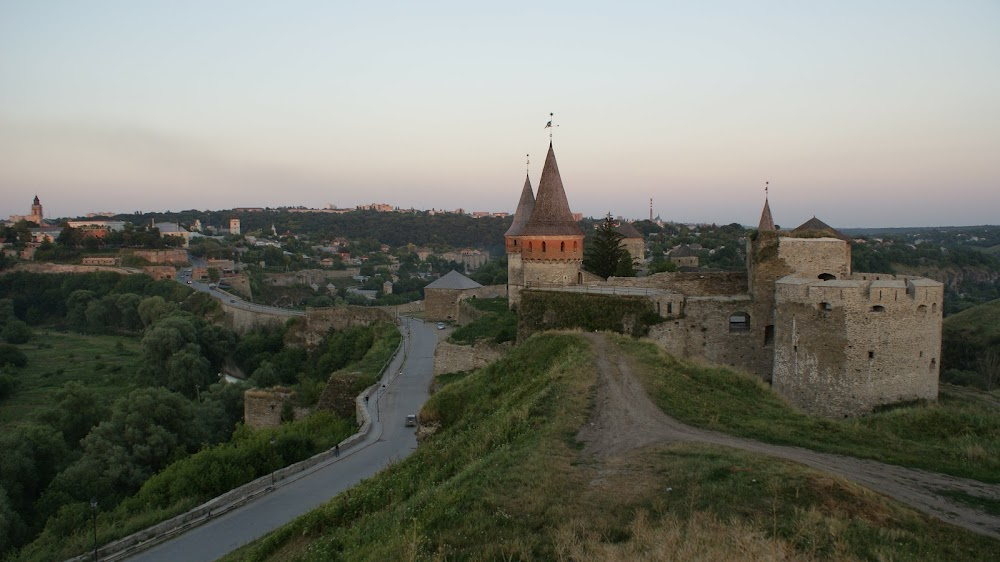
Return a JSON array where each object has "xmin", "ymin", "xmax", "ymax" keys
[{"xmin": 1, "ymin": 1, "xmax": 998, "ymax": 228}]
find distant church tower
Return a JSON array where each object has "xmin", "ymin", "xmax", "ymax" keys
[
  {"xmin": 230, "ymin": 217, "xmax": 241, "ymax": 235},
  {"xmin": 507, "ymin": 142, "xmax": 585, "ymax": 307},
  {"xmin": 30, "ymin": 195, "xmax": 43, "ymax": 225}
]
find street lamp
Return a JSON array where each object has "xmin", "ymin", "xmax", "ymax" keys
[{"xmin": 90, "ymin": 497, "xmax": 98, "ymax": 561}]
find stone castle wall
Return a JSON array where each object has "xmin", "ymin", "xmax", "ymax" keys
[
  {"xmin": 425, "ymin": 288, "xmax": 463, "ymax": 321},
  {"xmin": 265, "ymin": 268, "xmax": 360, "ymax": 287},
  {"xmin": 133, "ymin": 249, "xmax": 188, "ymax": 264},
  {"xmin": 426, "ymin": 285, "xmax": 506, "ymax": 322},
  {"xmin": 290, "ymin": 306, "xmax": 394, "ymax": 348},
  {"xmin": 433, "ymin": 340, "xmax": 509, "ymax": 376},
  {"xmin": 244, "ymin": 388, "xmax": 294, "ymax": 428},
  {"xmin": 143, "ymin": 265, "xmax": 176, "ymax": 280},
  {"xmin": 606, "ymin": 271, "xmax": 748, "ymax": 296},
  {"xmin": 647, "ymin": 295, "xmax": 773, "ymax": 379},
  {"xmin": 775, "ymin": 237, "xmax": 852, "ymax": 280},
  {"xmin": 772, "ymin": 275, "xmax": 943, "ymax": 417}
]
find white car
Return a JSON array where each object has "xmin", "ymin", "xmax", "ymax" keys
[{"xmin": 436, "ymin": 322, "xmax": 445, "ymax": 330}]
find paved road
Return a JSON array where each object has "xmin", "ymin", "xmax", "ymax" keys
[
  {"xmin": 175, "ymin": 268, "xmax": 302, "ymax": 317},
  {"xmin": 128, "ymin": 317, "xmax": 441, "ymax": 561}
]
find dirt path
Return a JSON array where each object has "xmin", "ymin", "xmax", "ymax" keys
[{"xmin": 576, "ymin": 333, "xmax": 1000, "ymax": 540}]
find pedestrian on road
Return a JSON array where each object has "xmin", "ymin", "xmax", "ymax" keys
[{"xmin": 335, "ymin": 444, "xmax": 340, "ymax": 457}]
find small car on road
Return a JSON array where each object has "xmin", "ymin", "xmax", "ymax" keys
[
  {"xmin": 405, "ymin": 414, "xmax": 417, "ymax": 427},
  {"xmin": 436, "ymin": 322, "xmax": 445, "ymax": 330}
]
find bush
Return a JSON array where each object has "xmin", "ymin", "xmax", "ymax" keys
[
  {"xmin": 0, "ymin": 344, "xmax": 27, "ymax": 368},
  {"xmin": 0, "ymin": 372, "xmax": 18, "ymax": 399}
]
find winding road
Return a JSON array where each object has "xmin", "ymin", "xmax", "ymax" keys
[{"xmin": 127, "ymin": 317, "xmax": 441, "ymax": 561}]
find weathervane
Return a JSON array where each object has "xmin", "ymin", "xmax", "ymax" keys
[
  {"xmin": 526, "ymin": 153, "xmax": 530, "ymax": 175},
  {"xmin": 544, "ymin": 112, "xmax": 558, "ymax": 139},
  {"xmin": 765, "ymin": 181, "xmax": 769, "ymax": 198}
]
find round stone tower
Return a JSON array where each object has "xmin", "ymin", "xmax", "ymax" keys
[
  {"xmin": 505, "ymin": 174, "xmax": 535, "ymax": 304},
  {"xmin": 514, "ymin": 142, "xmax": 584, "ymax": 302}
]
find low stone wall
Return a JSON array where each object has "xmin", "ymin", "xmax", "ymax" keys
[{"xmin": 434, "ymin": 340, "xmax": 509, "ymax": 376}]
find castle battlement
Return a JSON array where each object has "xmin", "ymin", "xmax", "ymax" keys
[{"xmin": 775, "ymin": 274, "xmax": 943, "ymax": 311}]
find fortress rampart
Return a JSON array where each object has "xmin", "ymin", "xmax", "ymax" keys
[{"xmin": 772, "ymin": 274, "xmax": 943, "ymax": 417}]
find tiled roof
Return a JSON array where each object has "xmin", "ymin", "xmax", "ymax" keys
[
  {"xmin": 425, "ymin": 270, "xmax": 483, "ymax": 290},
  {"xmin": 520, "ymin": 143, "xmax": 584, "ymax": 237},
  {"xmin": 504, "ymin": 175, "xmax": 535, "ymax": 237},
  {"xmin": 614, "ymin": 222, "xmax": 644, "ymax": 239},
  {"xmin": 792, "ymin": 216, "xmax": 850, "ymax": 240}
]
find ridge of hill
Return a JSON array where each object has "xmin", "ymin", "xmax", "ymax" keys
[{"xmin": 227, "ymin": 333, "xmax": 998, "ymax": 561}]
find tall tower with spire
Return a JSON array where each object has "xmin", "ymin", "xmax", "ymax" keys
[{"xmin": 507, "ymin": 142, "xmax": 585, "ymax": 307}]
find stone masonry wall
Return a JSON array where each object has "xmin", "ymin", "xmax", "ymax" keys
[
  {"xmin": 607, "ymin": 271, "xmax": 747, "ymax": 296},
  {"xmin": 133, "ymin": 249, "xmax": 188, "ymax": 264},
  {"xmin": 433, "ymin": 341, "xmax": 508, "ymax": 375},
  {"xmin": 290, "ymin": 306, "xmax": 394, "ymax": 348},
  {"xmin": 244, "ymin": 388, "xmax": 294, "ymax": 429},
  {"xmin": 772, "ymin": 275, "xmax": 943, "ymax": 417},
  {"xmin": 776, "ymin": 238, "xmax": 851, "ymax": 280}
]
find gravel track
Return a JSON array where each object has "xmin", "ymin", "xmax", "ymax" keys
[{"xmin": 576, "ymin": 333, "xmax": 1000, "ymax": 539}]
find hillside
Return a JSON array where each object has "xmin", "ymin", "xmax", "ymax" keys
[
  {"xmin": 227, "ymin": 333, "xmax": 999, "ymax": 561},
  {"xmin": 942, "ymin": 297, "xmax": 1000, "ymax": 385}
]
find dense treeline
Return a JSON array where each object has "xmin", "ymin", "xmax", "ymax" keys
[
  {"xmin": 115, "ymin": 209, "xmax": 510, "ymax": 253},
  {"xmin": 0, "ymin": 271, "xmax": 398, "ymax": 558}
]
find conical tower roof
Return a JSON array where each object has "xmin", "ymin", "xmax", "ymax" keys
[
  {"xmin": 520, "ymin": 143, "xmax": 584, "ymax": 237},
  {"xmin": 792, "ymin": 216, "xmax": 850, "ymax": 241},
  {"xmin": 504, "ymin": 175, "xmax": 535, "ymax": 237},
  {"xmin": 758, "ymin": 197, "xmax": 775, "ymax": 231}
]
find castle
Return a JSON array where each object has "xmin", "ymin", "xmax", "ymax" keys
[{"xmin": 507, "ymin": 143, "xmax": 943, "ymax": 418}]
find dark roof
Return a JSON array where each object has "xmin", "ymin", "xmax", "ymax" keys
[
  {"xmin": 504, "ymin": 175, "xmax": 535, "ymax": 237},
  {"xmin": 425, "ymin": 270, "xmax": 483, "ymax": 290},
  {"xmin": 614, "ymin": 222, "xmax": 644, "ymax": 239},
  {"xmin": 758, "ymin": 198, "xmax": 775, "ymax": 231},
  {"xmin": 791, "ymin": 217, "xmax": 850, "ymax": 241},
  {"xmin": 669, "ymin": 245, "xmax": 699, "ymax": 257},
  {"xmin": 519, "ymin": 143, "xmax": 584, "ymax": 237}
]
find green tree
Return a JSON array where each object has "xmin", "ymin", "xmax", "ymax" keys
[
  {"xmin": 0, "ymin": 344, "xmax": 27, "ymax": 368},
  {"xmin": 37, "ymin": 381, "xmax": 109, "ymax": 446},
  {"xmin": 583, "ymin": 217, "xmax": 636, "ymax": 278},
  {"xmin": 2, "ymin": 319, "xmax": 33, "ymax": 344}
]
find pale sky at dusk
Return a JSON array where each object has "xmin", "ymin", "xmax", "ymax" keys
[{"xmin": 2, "ymin": 1, "xmax": 998, "ymax": 228}]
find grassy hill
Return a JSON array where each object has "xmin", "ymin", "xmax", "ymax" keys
[
  {"xmin": 942, "ymin": 298, "xmax": 1000, "ymax": 385},
  {"xmin": 226, "ymin": 333, "xmax": 999, "ymax": 561}
]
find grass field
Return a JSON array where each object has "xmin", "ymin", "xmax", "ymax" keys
[
  {"xmin": 618, "ymin": 336, "xmax": 1000, "ymax": 483},
  {"xmin": 0, "ymin": 331, "xmax": 146, "ymax": 428},
  {"xmin": 224, "ymin": 334, "xmax": 999, "ymax": 561}
]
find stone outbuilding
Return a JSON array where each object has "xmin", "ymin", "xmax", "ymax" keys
[
  {"xmin": 669, "ymin": 245, "xmax": 700, "ymax": 269},
  {"xmin": 424, "ymin": 270, "xmax": 483, "ymax": 321},
  {"xmin": 615, "ymin": 222, "xmax": 645, "ymax": 264}
]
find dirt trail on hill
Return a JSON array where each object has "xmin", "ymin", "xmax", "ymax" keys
[{"xmin": 576, "ymin": 333, "xmax": 1000, "ymax": 540}]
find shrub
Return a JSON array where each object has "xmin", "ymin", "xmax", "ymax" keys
[{"xmin": 0, "ymin": 344, "xmax": 27, "ymax": 368}]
